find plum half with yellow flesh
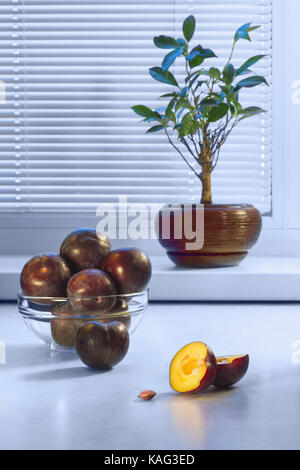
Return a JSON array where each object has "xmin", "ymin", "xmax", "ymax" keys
[{"xmin": 169, "ymin": 342, "xmax": 217, "ymax": 393}]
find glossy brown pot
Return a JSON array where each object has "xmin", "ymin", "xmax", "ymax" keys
[{"xmin": 156, "ymin": 204, "xmax": 262, "ymax": 268}]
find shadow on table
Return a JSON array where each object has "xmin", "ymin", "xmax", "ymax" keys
[
  {"xmin": 22, "ymin": 365, "xmax": 110, "ymax": 381},
  {"xmin": 6, "ymin": 343, "xmax": 77, "ymax": 369}
]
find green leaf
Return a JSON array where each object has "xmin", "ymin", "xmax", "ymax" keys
[
  {"xmin": 234, "ymin": 23, "xmax": 251, "ymax": 42},
  {"xmin": 183, "ymin": 15, "xmax": 196, "ymax": 42},
  {"xmin": 153, "ymin": 35, "xmax": 178, "ymax": 49},
  {"xmin": 223, "ymin": 63, "xmax": 235, "ymax": 85},
  {"xmin": 231, "ymin": 96, "xmax": 243, "ymax": 113},
  {"xmin": 189, "ymin": 56, "xmax": 204, "ymax": 69},
  {"xmin": 176, "ymin": 38, "xmax": 188, "ymax": 48},
  {"xmin": 161, "ymin": 46, "xmax": 184, "ymax": 71},
  {"xmin": 159, "ymin": 92, "xmax": 177, "ymax": 98},
  {"xmin": 234, "ymin": 75, "xmax": 269, "ymax": 91},
  {"xmin": 240, "ymin": 106, "xmax": 265, "ymax": 114},
  {"xmin": 149, "ymin": 67, "xmax": 179, "ymax": 87},
  {"xmin": 165, "ymin": 98, "xmax": 176, "ymax": 116},
  {"xmin": 198, "ymin": 70, "xmax": 212, "ymax": 77},
  {"xmin": 207, "ymin": 103, "xmax": 229, "ymax": 122},
  {"xmin": 236, "ymin": 55, "xmax": 266, "ymax": 76},
  {"xmin": 211, "ymin": 92, "xmax": 225, "ymax": 104},
  {"xmin": 146, "ymin": 124, "xmax": 164, "ymax": 133},
  {"xmin": 187, "ymin": 47, "xmax": 216, "ymax": 69},
  {"xmin": 179, "ymin": 113, "xmax": 198, "ymax": 137},
  {"xmin": 200, "ymin": 97, "xmax": 218, "ymax": 107},
  {"xmin": 220, "ymin": 85, "xmax": 234, "ymax": 96},
  {"xmin": 190, "ymin": 46, "xmax": 217, "ymax": 69},
  {"xmin": 208, "ymin": 67, "xmax": 221, "ymax": 79},
  {"xmin": 238, "ymin": 106, "xmax": 265, "ymax": 120},
  {"xmin": 187, "ymin": 46, "xmax": 216, "ymax": 61},
  {"xmin": 248, "ymin": 25, "xmax": 260, "ymax": 33},
  {"xmin": 175, "ymin": 101, "xmax": 182, "ymax": 113},
  {"xmin": 132, "ymin": 105, "xmax": 160, "ymax": 120},
  {"xmin": 234, "ymin": 23, "xmax": 260, "ymax": 42},
  {"xmin": 168, "ymin": 111, "xmax": 176, "ymax": 124}
]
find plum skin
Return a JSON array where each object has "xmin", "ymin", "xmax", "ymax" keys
[
  {"xmin": 60, "ymin": 228, "xmax": 111, "ymax": 272},
  {"xmin": 213, "ymin": 355, "xmax": 249, "ymax": 388},
  {"xmin": 67, "ymin": 268, "xmax": 117, "ymax": 313},
  {"xmin": 101, "ymin": 248, "xmax": 152, "ymax": 294},
  {"xmin": 75, "ymin": 320, "xmax": 130, "ymax": 369},
  {"xmin": 20, "ymin": 253, "xmax": 71, "ymax": 298},
  {"xmin": 51, "ymin": 318, "xmax": 83, "ymax": 348},
  {"xmin": 97, "ymin": 297, "xmax": 131, "ymax": 329},
  {"xmin": 50, "ymin": 302, "xmax": 84, "ymax": 348}
]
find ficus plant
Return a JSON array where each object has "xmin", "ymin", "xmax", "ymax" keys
[{"xmin": 132, "ymin": 15, "xmax": 269, "ymax": 205}]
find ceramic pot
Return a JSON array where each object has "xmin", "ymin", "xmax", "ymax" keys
[{"xmin": 156, "ymin": 204, "xmax": 262, "ymax": 268}]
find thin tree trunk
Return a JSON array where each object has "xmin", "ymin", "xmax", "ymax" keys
[
  {"xmin": 200, "ymin": 164, "xmax": 212, "ymax": 204},
  {"xmin": 199, "ymin": 127, "xmax": 213, "ymax": 205}
]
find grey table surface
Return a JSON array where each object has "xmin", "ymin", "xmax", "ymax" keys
[{"xmin": 0, "ymin": 301, "xmax": 300, "ymax": 450}]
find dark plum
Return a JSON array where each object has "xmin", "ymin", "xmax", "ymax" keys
[
  {"xmin": 67, "ymin": 268, "xmax": 116, "ymax": 313},
  {"xmin": 97, "ymin": 297, "xmax": 131, "ymax": 329},
  {"xmin": 60, "ymin": 228, "xmax": 111, "ymax": 272},
  {"xmin": 75, "ymin": 320, "xmax": 129, "ymax": 369},
  {"xmin": 20, "ymin": 253, "xmax": 71, "ymax": 298},
  {"xmin": 51, "ymin": 302, "xmax": 84, "ymax": 348},
  {"xmin": 101, "ymin": 248, "xmax": 152, "ymax": 294}
]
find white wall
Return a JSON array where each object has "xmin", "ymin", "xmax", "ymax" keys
[{"xmin": 284, "ymin": 0, "xmax": 300, "ymax": 228}]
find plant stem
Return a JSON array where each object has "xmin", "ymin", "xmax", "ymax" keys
[
  {"xmin": 200, "ymin": 164, "xmax": 212, "ymax": 205},
  {"xmin": 225, "ymin": 39, "xmax": 236, "ymax": 68},
  {"xmin": 199, "ymin": 126, "xmax": 213, "ymax": 204},
  {"xmin": 164, "ymin": 129, "xmax": 200, "ymax": 180}
]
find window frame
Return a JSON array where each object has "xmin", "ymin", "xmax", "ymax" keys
[{"xmin": 1, "ymin": 0, "xmax": 298, "ymax": 257}]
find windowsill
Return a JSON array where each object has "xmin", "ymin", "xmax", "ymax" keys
[
  {"xmin": 1, "ymin": 254, "xmax": 300, "ymax": 301},
  {"xmin": 150, "ymin": 256, "xmax": 300, "ymax": 301}
]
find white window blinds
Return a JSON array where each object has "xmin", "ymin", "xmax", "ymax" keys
[{"xmin": 0, "ymin": 0, "xmax": 272, "ymax": 214}]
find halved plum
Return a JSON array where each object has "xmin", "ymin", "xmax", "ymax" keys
[
  {"xmin": 213, "ymin": 354, "xmax": 249, "ymax": 388},
  {"xmin": 169, "ymin": 342, "xmax": 217, "ymax": 393}
]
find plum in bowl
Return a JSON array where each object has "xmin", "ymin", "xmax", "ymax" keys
[{"xmin": 17, "ymin": 289, "xmax": 148, "ymax": 354}]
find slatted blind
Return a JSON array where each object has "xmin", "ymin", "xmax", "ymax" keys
[{"xmin": 0, "ymin": 0, "xmax": 272, "ymax": 213}]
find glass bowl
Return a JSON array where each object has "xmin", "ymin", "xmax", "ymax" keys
[{"xmin": 17, "ymin": 289, "xmax": 148, "ymax": 354}]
